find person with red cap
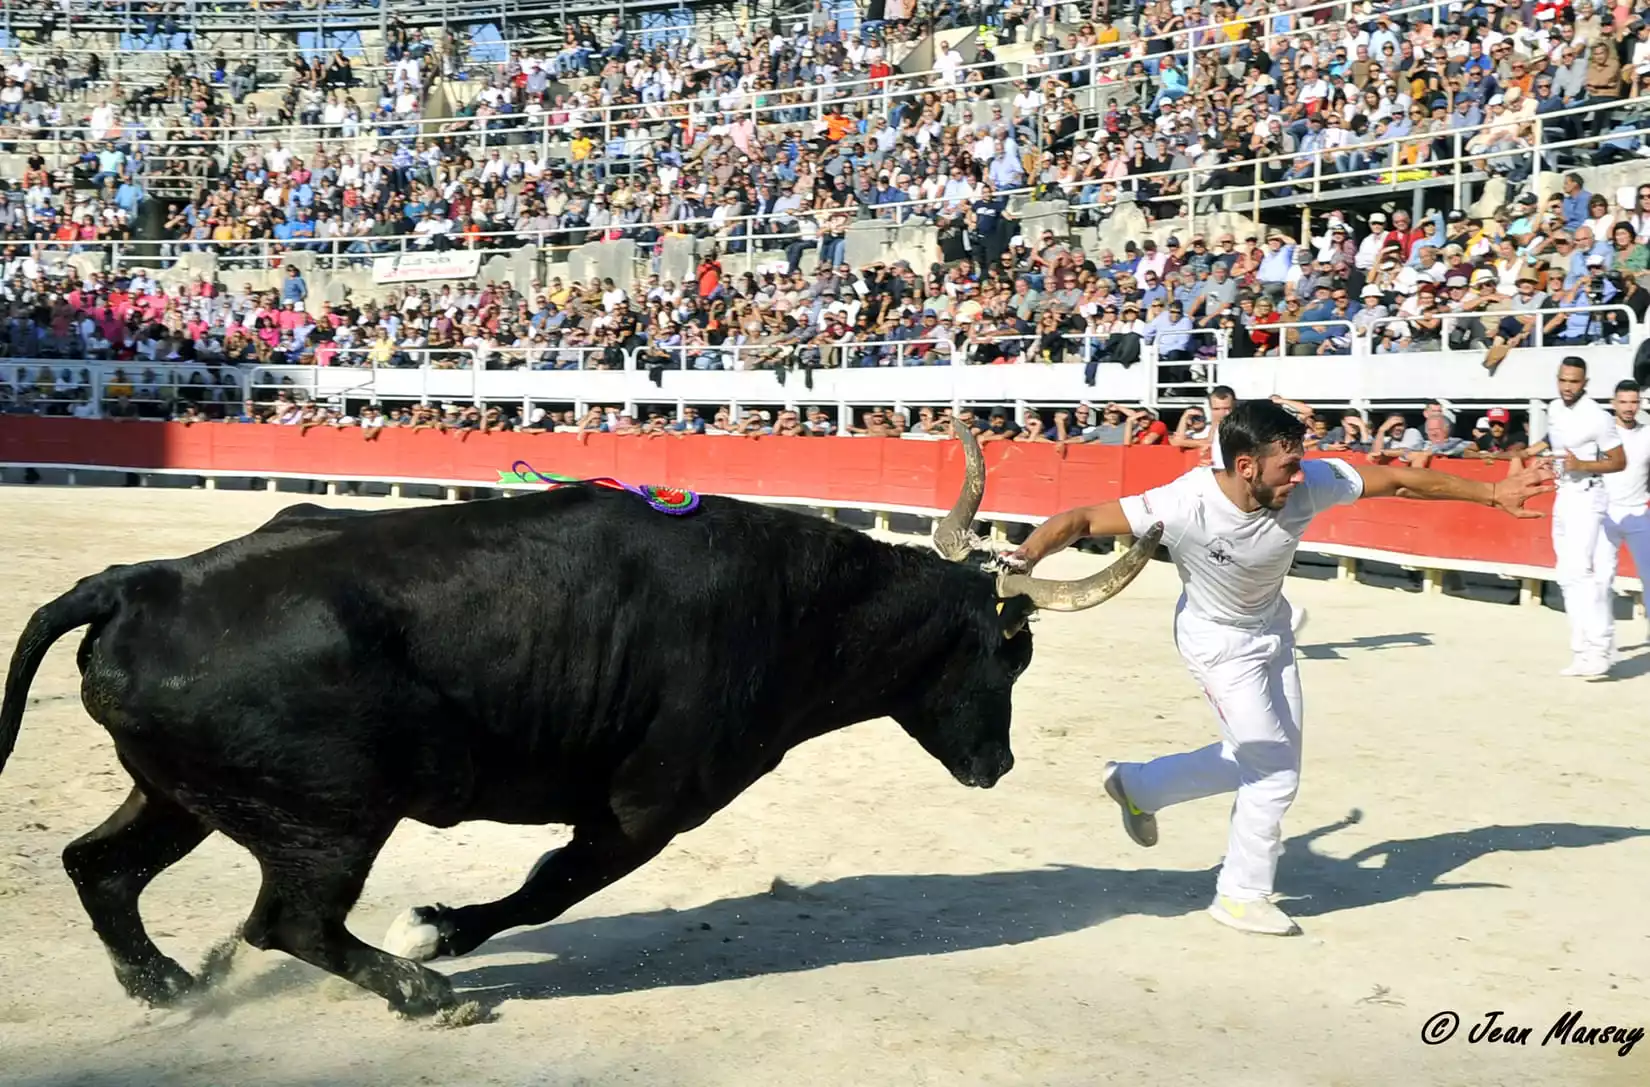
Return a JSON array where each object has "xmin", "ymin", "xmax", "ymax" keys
[{"xmin": 1474, "ymin": 407, "xmax": 1529, "ymax": 455}]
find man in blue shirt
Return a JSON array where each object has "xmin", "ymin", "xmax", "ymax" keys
[
  {"xmin": 1560, "ymin": 173, "xmax": 1594, "ymax": 231},
  {"xmin": 1548, "ymin": 270, "xmax": 1618, "ymax": 344},
  {"xmin": 1137, "ymin": 270, "xmax": 1168, "ymax": 309},
  {"xmin": 281, "ymin": 266, "xmax": 308, "ymax": 304},
  {"xmin": 114, "ymin": 174, "xmax": 145, "ymax": 217},
  {"xmin": 1145, "ymin": 301, "xmax": 1195, "ymax": 360}
]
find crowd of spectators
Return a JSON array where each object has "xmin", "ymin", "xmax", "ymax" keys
[
  {"xmin": 6, "ymin": 176, "xmax": 1649, "ymax": 384},
  {"xmin": 2, "ymin": 2, "xmax": 1650, "ymax": 390}
]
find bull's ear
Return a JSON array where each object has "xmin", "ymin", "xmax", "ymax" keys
[{"xmin": 996, "ymin": 595, "xmax": 1037, "ymax": 639}]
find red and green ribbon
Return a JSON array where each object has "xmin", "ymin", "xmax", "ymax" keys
[{"xmin": 500, "ymin": 461, "xmax": 702, "ymax": 516}]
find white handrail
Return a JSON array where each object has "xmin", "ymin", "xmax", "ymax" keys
[
  {"xmin": 17, "ymin": 93, "xmax": 1642, "ymax": 280},
  {"xmin": 6, "ymin": 0, "xmax": 1490, "ymax": 157},
  {"xmin": 3, "ymin": 0, "xmax": 1453, "ymax": 112},
  {"xmin": 21, "ymin": 94, "xmax": 1647, "ymax": 265},
  {"xmin": 22, "ymin": 182, "xmax": 1043, "ymax": 273},
  {"xmin": 1225, "ymin": 305, "xmax": 1639, "ymax": 355}
]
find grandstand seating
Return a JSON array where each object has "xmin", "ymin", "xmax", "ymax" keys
[{"xmin": 3, "ymin": 0, "xmax": 1649, "ymax": 443}]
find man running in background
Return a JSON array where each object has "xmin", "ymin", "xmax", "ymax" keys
[
  {"xmin": 1514, "ymin": 358, "xmax": 1626, "ymax": 676},
  {"xmin": 1004, "ymin": 400, "xmax": 1552, "ymax": 936},
  {"xmin": 1599, "ymin": 379, "xmax": 1650, "ymax": 653}
]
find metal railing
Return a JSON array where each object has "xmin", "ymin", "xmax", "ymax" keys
[
  {"xmin": 0, "ymin": 0, "xmax": 695, "ymax": 36},
  {"xmin": 653, "ymin": 333, "xmax": 966, "ymax": 370},
  {"xmin": 4, "ymin": 306, "xmax": 1636, "ymax": 414},
  {"xmin": 12, "ymin": 98, "xmax": 1646, "ymax": 275},
  {"xmin": 14, "ymin": 179, "xmax": 1041, "ymax": 275},
  {"xmin": 3, "ymin": 0, "xmax": 1452, "ymax": 109},
  {"xmin": 5, "ymin": 0, "xmax": 1494, "ymax": 164},
  {"xmin": 1229, "ymin": 305, "xmax": 1640, "ymax": 360},
  {"xmin": 0, "ymin": 4, "xmax": 823, "ymax": 64}
]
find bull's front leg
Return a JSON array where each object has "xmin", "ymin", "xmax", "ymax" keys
[{"xmin": 383, "ymin": 816, "xmax": 673, "ymax": 962}]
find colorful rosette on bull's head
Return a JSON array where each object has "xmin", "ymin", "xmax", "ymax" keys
[{"xmin": 501, "ymin": 462, "xmax": 701, "ymax": 516}]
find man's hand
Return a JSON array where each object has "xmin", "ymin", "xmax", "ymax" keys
[
  {"xmin": 997, "ymin": 550, "xmax": 1034, "ymax": 575},
  {"xmin": 1492, "ymin": 462, "xmax": 1557, "ymax": 518},
  {"xmin": 1562, "ymin": 451, "xmax": 1583, "ymax": 475}
]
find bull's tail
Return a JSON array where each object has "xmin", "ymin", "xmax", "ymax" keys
[{"xmin": 0, "ymin": 570, "xmax": 126, "ymax": 777}]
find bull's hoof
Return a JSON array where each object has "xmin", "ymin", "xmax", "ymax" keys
[
  {"xmin": 116, "ymin": 958, "xmax": 196, "ymax": 1007},
  {"xmin": 388, "ymin": 967, "xmax": 458, "ymax": 1020},
  {"xmin": 384, "ymin": 905, "xmax": 452, "ymax": 962}
]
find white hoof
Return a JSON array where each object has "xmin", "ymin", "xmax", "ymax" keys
[{"xmin": 383, "ymin": 908, "xmax": 442, "ymax": 962}]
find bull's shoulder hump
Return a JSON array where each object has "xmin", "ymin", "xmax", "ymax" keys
[{"xmin": 256, "ymin": 503, "xmax": 384, "ymax": 532}]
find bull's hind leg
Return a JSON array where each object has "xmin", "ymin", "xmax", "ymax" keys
[
  {"xmin": 62, "ymin": 786, "xmax": 212, "ymax": 1006},
  {"xmin": 241, "ymin": 839, "xmax": 457, "ymax": 1018},
  {"xmin": 384, "ymin": 817, "xmax": 671, "ymax": 962}
]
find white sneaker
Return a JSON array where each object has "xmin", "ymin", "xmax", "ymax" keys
[
  {"xmin": 1208, "ymin": 894, "xmax": 1302, "ymax": 936},
  {"xmin": 1559, "ymin": 657, "xmax": 1610, "ymax": 677},
  {"xmin": 1290, "ymin": 606, "xmax": 1309, "ymax": 638}
]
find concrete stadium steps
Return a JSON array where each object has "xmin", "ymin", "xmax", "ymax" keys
[
  {"xmin": 0, "ymin": 0, "xmax": 677, "ymax": 35},
  {"xmin": 6, "ymin": 2, "xmax": 812, "ymax": 63}
]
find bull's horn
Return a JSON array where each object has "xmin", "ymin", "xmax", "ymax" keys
[
  {"xmin": 931, "ymin": 422, "xmax": 985, "ymax": 562},
  {"xmin": 996, "ymin": 522, "xmax": 1164, "ymax": 611}
]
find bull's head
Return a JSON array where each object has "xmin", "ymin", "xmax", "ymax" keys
[{"xmin": 895, "ymin": 425, "xmax": 1162, "ymax": 790}]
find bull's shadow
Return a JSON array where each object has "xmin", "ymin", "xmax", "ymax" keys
[{"xmin": 446, "ymin": 817, "xmax": 1648, "ymax": 1002}]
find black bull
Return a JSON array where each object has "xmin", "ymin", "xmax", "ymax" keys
[{"xmin": 0, "ymin": 429, "xmax": 1162, "ymax": 1016}]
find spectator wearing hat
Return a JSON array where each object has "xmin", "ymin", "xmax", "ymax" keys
[
  {"xmin": 1474, "ymin": 407, "xmax": 1529, "ymax": 455},
  {"xmin": 1445, "ymin": 268, "xmax": 1511, "ymax": 350}
]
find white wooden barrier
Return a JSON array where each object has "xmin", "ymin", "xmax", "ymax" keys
[{"xmin": 4, "ymin": 461, "xmax": 1644, "ymax": 617}]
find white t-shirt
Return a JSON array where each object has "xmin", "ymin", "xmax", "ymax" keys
[
  {"xmin": 1544, "ymin": 396, "xmax": 1622, "ymax": 493},
  {"xmin": 1604, "ymin": 422, "xmax": 1650, "ymax": 510},
  {"xmin": 1120, "ymin": 461, "xmax": 1365, "ymax": 629}
]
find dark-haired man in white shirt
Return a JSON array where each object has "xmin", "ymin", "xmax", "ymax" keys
[{"xmin": 1005, "ymin": 399, "xmax": 1552, "ymax": 936}]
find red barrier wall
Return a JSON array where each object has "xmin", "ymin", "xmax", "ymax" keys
[{"xmin": 0, "ymin": 417, "xmax": 1633, "ymax": 579}]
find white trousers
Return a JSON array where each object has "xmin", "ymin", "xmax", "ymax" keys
[
  {"xmin": 1595, "ymin": 502, "xmax": 1650, "ymax": 639},
  {"xmin": 1118, "ymin": 602, "xmax": 1302, "ymax": 902},
  {"xmin": 1552, "ymin": 485, "xmax": 1613, "ymax": 661}
]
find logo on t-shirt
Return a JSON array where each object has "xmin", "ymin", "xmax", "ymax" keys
[{"xmin": 1207, "ymin": 538, "xmax": 1235, "ymax": 566}]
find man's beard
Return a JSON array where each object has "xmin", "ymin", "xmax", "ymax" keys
[{"xmin": 1251, "ymin": 478, "xmax": 1288, "ymax": 510}]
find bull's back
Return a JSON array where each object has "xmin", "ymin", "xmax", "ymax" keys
[{"xmin": 76, "ymin": 488, "xmax": 900, "ymax": 824}]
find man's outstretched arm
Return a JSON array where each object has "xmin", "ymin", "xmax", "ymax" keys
[
  {"xmin": 1011, "ymin": 501, "xmax": 1135, "ymax": 567},
  {"xmin": 1353, "ymin": 461, "xmax": 1555, "ymax": 518}
]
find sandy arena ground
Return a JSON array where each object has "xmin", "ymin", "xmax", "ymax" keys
[{"xmin": 0, "ymin": 486, "xmax": 1647, "ymax": 1087}]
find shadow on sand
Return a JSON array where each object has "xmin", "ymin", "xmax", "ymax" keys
[
  {"xmin": 1295, "ymin": 631, "xmax": 1434, "ymax": 661},
  {"xmin": 446, "ymin": 817, "xmax": 1649, "ymax": 1003}
]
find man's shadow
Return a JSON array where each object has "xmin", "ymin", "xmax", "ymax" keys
[
  {"xmin": 1295, "ymin": 631, "xmax": 1433, "ymax": 661},
  {"xmin": 447, "ymin": 816, "xmax": 1648, "ymax": 1002}
]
